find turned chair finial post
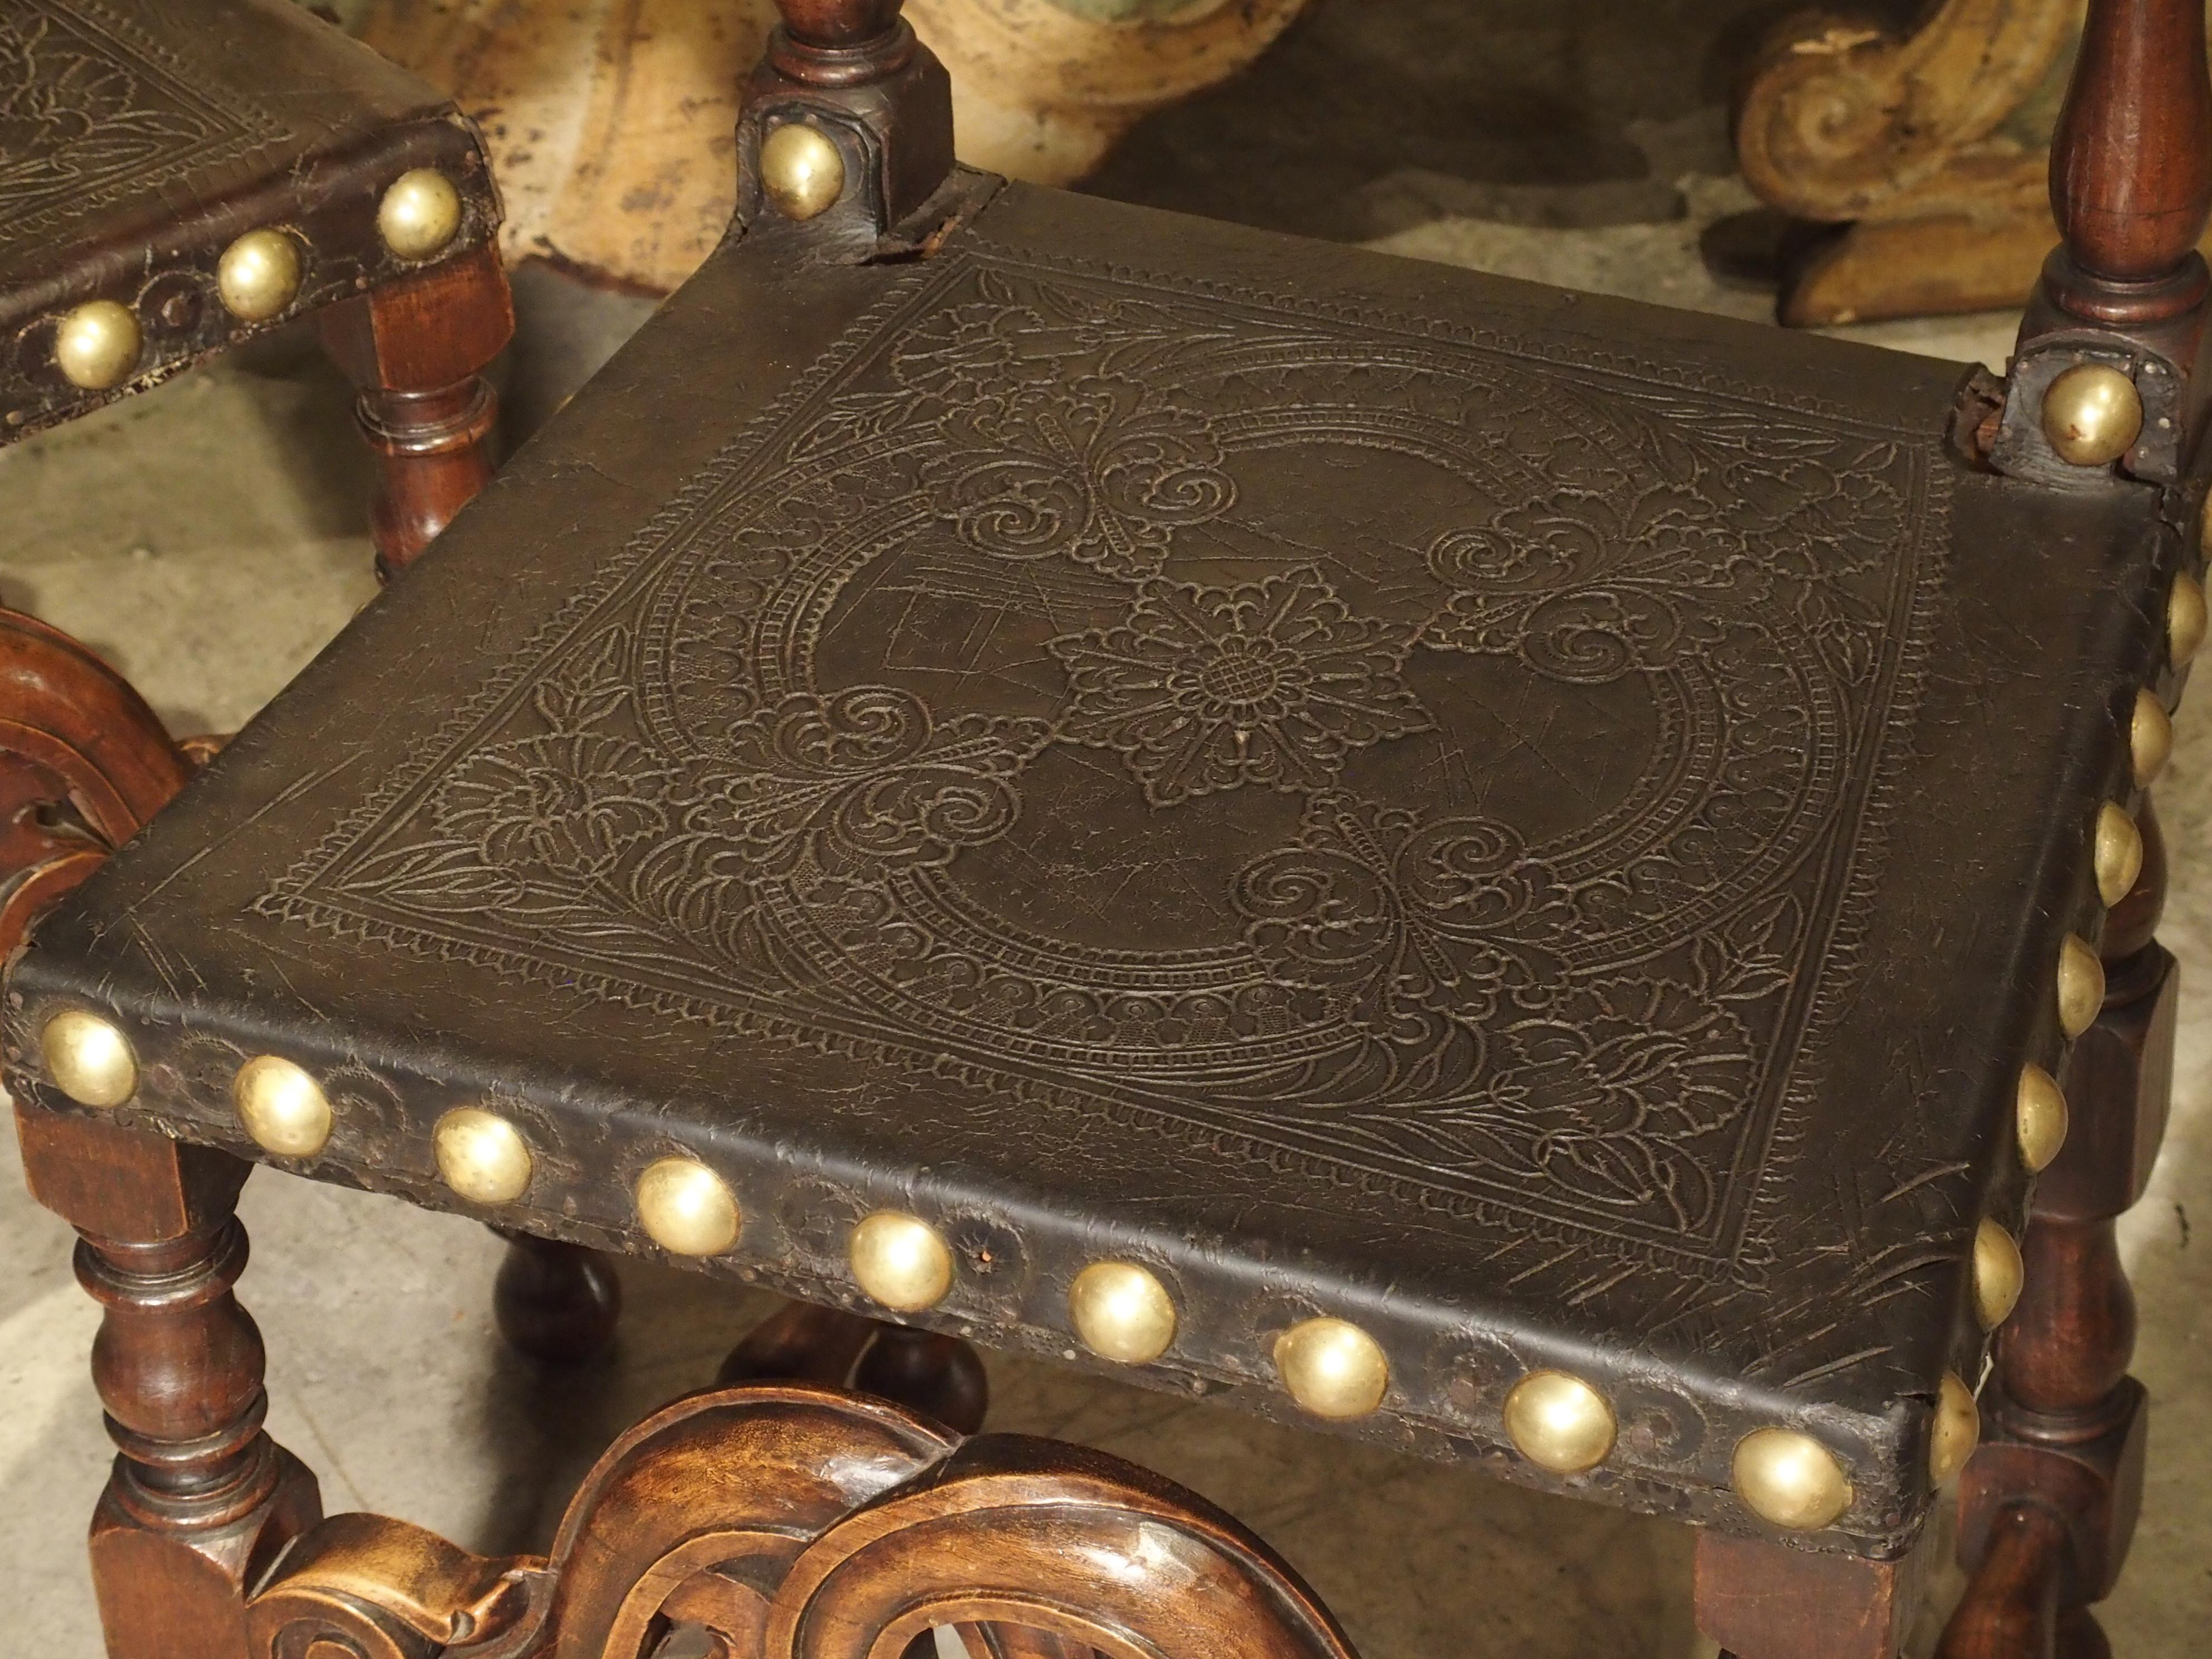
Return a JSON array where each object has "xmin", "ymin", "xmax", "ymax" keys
[
  {"xmin": 774, "ymin": 0, "xmax": 906, "ymax": 50},
  {"xmin": 2050, "ymin": 0, "xmax": 2212, "ymax": 298}
]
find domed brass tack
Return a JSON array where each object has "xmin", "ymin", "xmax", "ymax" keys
[
  {"xmin": 1502, "ymin": 1369, "xmax": 1617, "ymax": 1475},
  {"xmin": 434, "ymin": 1107, "xmax": 533, "ymax": 1205},
  {"xmin": 2171, "ymin": 571, "xmax": 2207, "ymax": 668},
  {"xmin": 54, "ymin": 300, "xmax": 140, "ymax": 390},
  {"xmin": 1930, "ymin": 1371, "xmax": 1980, "ymax": 1486},
  {"xmin": 377, "ymin": 169, "xmax": 463, "ymax": 260},
  {"xmin": 2016, "ymin": 1063, "xmax": 2069, "ymax": 1175},
  {"xmin": 1733, "ymin": 1428, "xmax": 1854, "ymax": 1531},
  {"xmin": 2056, "ymin": 935, "xmax": 2104, "ymax": 1040},
  {"xmin": 760, "ymin": 122, "xmax": 846, "ymax": 221},
  {"xmin": 634, "ymin": 1156, "xmax": 740, "ymax": 1257},
  {"xmin": 232, "ymin": 1055, "xmax": 332, "ymax": 1158},
  {"xmin": 2133, "ymin": 688, "xmax": 2172, "ymax": 788},
  {"xmin": 1273, "ymin": 1316, "xmax": 1389, "ymax": 1420},
  {"xmin": 1069, "ymin": 1260, "xmax": 1177, "ymax": 1365},
  {"xmin": 2041, "ymin": 363, "xmax": 2143, "ymax": 467},
  {"xmin": 1974, "ymin": 1217, "xmax": 2024, "ymax": 1331},
  {"xmin": 216, "ymin": 229, "xmax": 302, "ymax": 321},
  {"xmin": 2093, "ymin": 803, "xmax": 2143, "ymax": 908},
  {"xmin": 850, "ymin": 1211, "xmax": 954, "ymax": 1312},
  {"xmin": 40, "ymin": 1010, "xmax": 137, "ymax": 1108}
]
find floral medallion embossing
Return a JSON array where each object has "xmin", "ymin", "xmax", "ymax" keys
[
  {"xmin": 266, "ymin": 237, "xmax": 1948, "ymax": 1265},
  {"xmin": 1050, "ymin": 567, "xmax": 1433, "ymax": 804}
]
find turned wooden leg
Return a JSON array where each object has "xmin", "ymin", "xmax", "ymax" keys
[
  {"xmin": 15, "ymin": 1104, "xmax": 321, "ymax": 1659},
  {"xmin": 319, "ymin": 244, "xmax": 515, "ymax": 578},
  {"xmin": 492, "ymin": 1231, "xmax": 623, "ymax": 1363},
  {"xmin": 1940, "ymin": 805, "xmax": 2174, "ymax": 1659},
  {"xmin": 1695, "ymin": 1527, "xmax": 1934, "ymax": 1659},
  {"xmin": 719, "ymin": 1299, "xmax": 990, "ymax": 1434}
]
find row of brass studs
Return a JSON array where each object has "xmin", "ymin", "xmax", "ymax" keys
[
  {"xmin": 36, "ymin": 1016, "xmax": 1903, "ymax": 1531},
  {"xmin": 45, "ymin": 170, "xmax": 463, "ymax": 392}
]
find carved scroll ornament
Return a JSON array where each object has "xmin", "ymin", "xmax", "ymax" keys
[{"xmin": 245, "ymin": 1384, "xmax": 1358, "ymax": 1659}]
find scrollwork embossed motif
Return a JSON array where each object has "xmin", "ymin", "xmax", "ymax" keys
[
  {"xmin": 264, "ymin": 241, "xmax": 1946, "ymax": 1262},
  {"xmin": 0, "ymin": 0, "xmax": 289, "ymax": 244}
]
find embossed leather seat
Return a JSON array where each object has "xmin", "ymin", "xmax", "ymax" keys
[
  {"xmin": 6, "ymin": 2, "xmax": 2206, "ymax": 1656},
  {"xmin": 1, "ymin": 0, "xmax": 510, "ymax": 566}
]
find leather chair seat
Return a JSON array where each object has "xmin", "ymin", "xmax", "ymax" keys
[{"xmin": 7, "ymin": 172, "xmax": 2176, "ymax": 1562}]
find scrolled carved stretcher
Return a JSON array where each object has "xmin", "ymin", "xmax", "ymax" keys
[{"xmin": 4, "ymin": 0, "xmax": 2209, "ymax": 1655}]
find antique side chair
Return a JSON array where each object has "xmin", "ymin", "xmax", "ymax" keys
[
  {"xmin": 4, "ymin": 0, "xmax": 2208, "ymax": 1656},
  {"xmin": 1, "ymin": 0, "xmax": 512, "ymax": 570},
  {"xmin": 0, "ymin": 0, "xmax": 515, "ymax": 1160}
]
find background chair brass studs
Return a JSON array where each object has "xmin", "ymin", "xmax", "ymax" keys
[
  {"xmin": 1069, "ymin": 1260, "xmax": 1177, "ymax": 1365},
  {"xmin": 1502, "ymin": 1369, "xmax": 1617, "ymax": 1474},
  {"xmin": 2040, "ymin": 363, "xmax": 2143, "ymax": 466},
  {"xmin": 2094, "ymin": 803, "xmax": 2143, "ymax": 906},
  {"xmin": 850, "ymin": 1211, "xmax": 954, "ymax": 1312},
  {"xmin": 216, "ymin": 229, "xmax": 303, "ymax": 322},
  {"xmin": 2016, "ymin": 1063, "xmax": 2069, "ymax": 1173},
  {"xmin": 760, "ymin": 123, "xmax": 846, "ymax": 221},
  {"xmin": 1273, "ymin": 1316, "xmax": 1389, "ymax": 1419},
  {"xmin": 2132, "ymin": 688, "xmax": 2172, "ymax": 787},
  {"xmin": 2056, "ymin": 934, "xmax": 2106, "ymax": 1038},
  {"xmin": 40, "ymin": 1010, "xmax": 137, "ymax": 1108},
  {"xmin": 1731, "ymin": 1428, "xmax": 1854, "ymax": 1530},
  {"xmin": 1930, "ymin": 1372, "xmax": 1980, "ymax": 1486},
  {"xmin": 1974, "ymin": 1217, "xmax": 2025, "ymax": 1330},
  {"xmin": 54, "ymin": 300, "xmax": 141, "ymax": 390},
  {"xmin": 2171, "ymin": 571, "xmax": 2208, "ymax": 667},
  {"xmin": 377, "ymin": 168, "xmax": 463, "ymax": 260},
  {"xmin": 634, "ymin": 1156, "xmax": 739, "ymax": 1257},
  {"xmin": 433, "ymin": 1107, "xmax": 533, "ymax": 1205},
  {"xmin": 232, "ymin": 1055, "xmax": 333, "ymax": 1158}
]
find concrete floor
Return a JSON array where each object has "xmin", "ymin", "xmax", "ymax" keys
[{"xmin": 4, "ymin": 4, "xmax": 2209, "ymax": 1654}]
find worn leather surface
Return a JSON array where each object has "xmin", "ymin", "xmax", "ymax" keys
[
  {"xmin": 5, "ymin": 182, "xmax": 2181, "ymax": 1556},
  {"xmin": 0, "ymin": 0, "xmax": 498, "ymax": 438}
]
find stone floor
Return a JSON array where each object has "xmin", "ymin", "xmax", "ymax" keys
[{"xmin": 4, "ymin": 4, "xmax": 2210, "ymax": 1655}]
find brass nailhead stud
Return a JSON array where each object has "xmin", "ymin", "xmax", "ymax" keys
[
  {"xmin": 2056, "ymin": 934, "xmax": 2105, "ymax": 1039},
  {"xmin": 760, "ymin": 123, "xmax": 846, "ymax": 221},
  {"xmin": 1273, "ymin": 1316, "xmax": 1389, "ymax": 1420},
  {"xmin": 634, "ymin": 1156, "xmax": 740, "ymax": 1257},
  {"xmin": 54, "ymin": 300, "xmax": 140, "ymax": 390},
  {"xmin": 377, "ymin": 169, "xmax": 463, "ymax": 260},
  {"xmin": 232, "ymin": 1055, "xmax": 332, "ymax": 1158},
  {"xmin": 850, "ymin": 1211, "xmax": 954, "ymax": 1312},
  {"xmin": 1974, "ymin": 1217, "xmax": 2025, "ymax": 1331},
  {"xmin": 1069, "ymin": 1260, "xmax": 1177, "ymax": 1365},
  {"xmin": 1931, "ymin": 1371, "xmax": 1980, "ymax": 1486},
  {"xmin": 2094, "ymin": 803, "xmax": 2143, "ymax": 908},
  {"xmin": 1502, "ymin": 1369, "xmax": 1617, "ymax": 1475},
  {"xmin": 2041, "ymin": 363, "xmax": 2143, "ymax": 467},
  {"xmin": 40, "ymin": 1010, "xmax": 137, "ymax": 1108},
  {"xmin": 216, "ymin": 229, "xmax": 302, "ymax": 322},
  {"xmin": 2132, "ymin": 689, "xmax": 2172, "ymax": 788},
  {"xmin": 2016, "ymin": 1063, "xmax": 2069, "ymax": 1175},
  {"xmin": 1733, "ymin": 1428, "xmax": 1854, "ymax": 1531},
  {"xmin": 2171, "ymin": 572, "xmax": 2207, "ymax": 668},
  {"xmin": 434, "ymin": 1107, "xmax": 533, "ymax": 1205}
]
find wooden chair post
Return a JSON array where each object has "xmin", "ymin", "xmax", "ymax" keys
[{"xmin": 1982, "ymin": 0, "xmax": 2212, "ymax": 482}]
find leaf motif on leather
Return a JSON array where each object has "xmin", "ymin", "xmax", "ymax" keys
[
  {"xmin": 924, "ymin": 371, "xmax": 1235, "ymax": 580},
  {"xmin": 0, "ymin": 0, "xmax": 288, "ymax": 240},
  {"xmin": 1051, "ymin": 567, "xmax": 1433, "ymax": 804},
  {"xmin": 706, "ymin": 688, "xmax": 1054, "ymax": 876}
]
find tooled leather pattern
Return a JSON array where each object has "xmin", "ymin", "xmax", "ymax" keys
[
  {"xmin": 259, "ymin": 242, "xmax": 1951, "ymax": 1269},
  {"xmin": 0, "ymin": 0, "xmax": 290, "ymax": 245}
]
